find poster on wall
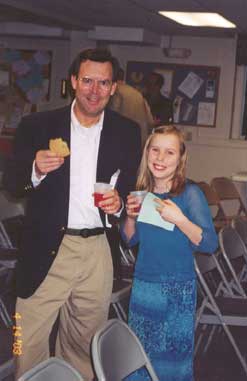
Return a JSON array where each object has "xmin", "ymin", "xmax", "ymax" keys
[
  {"xmin": 0, "ymin": 48, "xmax": 52, "ymax": 142},
  {"xmin": 126, "ymin": 61, "xmax": 220, "ymax": 128}
]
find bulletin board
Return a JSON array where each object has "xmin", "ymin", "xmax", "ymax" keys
[
  {"xmin": 126, "ymin": 61, "xmax": 220, "ymax": 127},
  {"xmin": 0, "ymin": 48, "xmax": 52, "ymax": 141}
]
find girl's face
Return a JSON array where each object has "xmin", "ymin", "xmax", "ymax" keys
[{"xmin": 147, "ymin": 133, "xmax": 181, "ymax": 186}]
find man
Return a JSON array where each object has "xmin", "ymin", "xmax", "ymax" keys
[
  {"xmin": 109, "ymin": 67, "xmax": 154, "ymax": 146},
  {"xmin": 144, "ymin": 71, "xmax": 173, "ymax": 126},
  {"xmin": 3, "ymin": 48, "xmax": 141, "ymax": 380}
]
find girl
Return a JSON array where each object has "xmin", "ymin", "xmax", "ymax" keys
[{"xmin": 122, "ymin": 126, "xmax": 218, "ymax": 381}]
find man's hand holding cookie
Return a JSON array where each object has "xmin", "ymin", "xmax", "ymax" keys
[{"xmin": 35, "ymin": 138, "xmax": 70, "ymax": 178}]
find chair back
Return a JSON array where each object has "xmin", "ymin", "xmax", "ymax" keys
[
  {"xmin": 0, "ymin": 190, "xmax": 25, "ymax": 220},
  {"xmin": 219, "ymin": 226, "xmax": 247, "ymax": 297},
  {"xmin": 232, "ymin": 217, "xmax": 247, "ymax": 248},
  {"xmin": 18, "ymin": 358, "xmax": 84, "ymax": 381},
  {"xmin": 197, "ymin": 181, "xmax": 221, "ymax": 206},
  {"xmin": 91, "ymin": 319, "xmax": 159, "ymax": 381},
  {"xmin": 219, "ymin": 226, "xmax": 247, "ymax": 261},
  {"xmin": 194, "ymin": 251, "xmax": 247, "ymax": 376},
  {"xmin": 194, "ymin": 251, "xmax": 233, "ymax": 297},
  {"xmin": 196, "ymin": 181, "xmax": 228, "ymax": 230},
  {"xmin": 195, "ymin": 250, "xmax": 218, "ymax": 274},
  {"xmin": 211, "ymin": 177, "xmax": 247, "ymax": 218}
]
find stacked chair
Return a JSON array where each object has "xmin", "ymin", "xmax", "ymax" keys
[
  {"xmin": 110, "ymin": 234, "xmax": 135, "ymax": 322},
  {"xmin": 197, "ymin": 177, "xmax": 247, "ymax": 234},
  {"xmin": 210, "ymin": 177, "xmax": 247, "ymax": 221},
  {"xmin": 0, "ymin": 207, "xmax": 25, "ymax": 380},
  {"xmin": 232, "ymin": 216, "xmax": 247, "ymax": 248},
  {"xmin": 194, "ymin": 250, "xmax": 247, "ymax": 376},
  {"xmin": 194, "ymin": 218, "xmax": 247, "ymax": 377},
  {"xmin": 219, "ymin": 225, "xmax": 247, "ymax": 295},
  {"xmin": 111, "ymin": 278, "xmax": 132, "ymax": 321},
  {"xmin": 91, "ymin": 319, "xmax": 158, "ymax": 381},
  {"xmin": 197, "ymin": 181, "xmax": 229, "ymax": 232},
  {"xmin": 0, "ymin": 215, "xmax": 24, "ymax": 328},
  {"xmin": 0, "ymin": 189, "xmax": 25, "ymax": 221}
]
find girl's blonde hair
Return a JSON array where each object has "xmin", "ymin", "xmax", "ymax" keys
[{"xmin": 136, "ymin": 125, "xmax": 187, "ymax": 196}]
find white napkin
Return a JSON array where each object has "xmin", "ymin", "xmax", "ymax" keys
[{"xmin": 137, "ymin": 192, "xmax": 175, "ymax": 231}]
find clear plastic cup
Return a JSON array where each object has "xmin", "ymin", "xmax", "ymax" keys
[
  {"xmin": 94, "ymin": 183, "xmax": 113, "ymax": 207},
  {"xmin": 130, "ymin": 190, "xmax": 147, "ymax": 212}
]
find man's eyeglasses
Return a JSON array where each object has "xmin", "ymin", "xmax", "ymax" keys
[{"xmin": 77, "ymin": 77, "xmax": 112, "ymax": 91}]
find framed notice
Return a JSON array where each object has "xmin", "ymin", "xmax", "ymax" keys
[
  {"xmin": 0, "ymin": 48, "xmax": 52, "ymax": 140},
  {"xmin": 126, "ymin": 61, "xmax": 220, "ymax": 127}
]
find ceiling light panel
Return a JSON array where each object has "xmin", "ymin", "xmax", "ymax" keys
[{"xmin": 159, "ymin": 11, "xmax": 236, "ymax": 28}]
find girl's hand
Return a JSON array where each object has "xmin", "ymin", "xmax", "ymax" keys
[
  {"xmin": 126, "ymin": 194, "xmax": 140, "ymax": 219},
  {"xmin": 155, "ymin": 198, "xmax": 185, "ymax": 225}
]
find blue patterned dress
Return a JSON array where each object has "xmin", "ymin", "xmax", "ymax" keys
[{"xmin": 121, "ymin": 182, "xmax": 218, "ymax": 381}]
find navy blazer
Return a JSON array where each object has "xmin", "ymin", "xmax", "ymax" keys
[{"xmin": 3, "ymin": 106, "xmax": 141, "ymax": 297}]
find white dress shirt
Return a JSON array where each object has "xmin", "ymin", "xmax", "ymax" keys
[
  {"xmin": 68, "ymin": 103, "xmax": 104, "ymax": 229},
  {"xmin": 32, "ymin": 101, "xmax": 104, "ymax": 229}
]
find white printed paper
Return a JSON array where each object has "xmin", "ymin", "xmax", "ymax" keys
[
  {"xmin": 197, "ymin": 102, "xmax": 215, "ymax": 126},
  {"xmin": 178, "ymin": 72, "xmax": 203, "ymax": 99}
]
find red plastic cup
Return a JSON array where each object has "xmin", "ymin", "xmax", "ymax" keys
[
  {"xmin": 130, "ymin": 191, "xmax": 147, "ymax": 213},
  {"xmin": 94, "ymin": 183, "xmax": 113, "ymax": 207},
  {"xmin": 133, "ymin": 204, "xmax": 142, "ymax": 213}
]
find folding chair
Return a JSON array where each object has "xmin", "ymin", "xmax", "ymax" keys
[
  {"xmin": 17, "ymin": 357, "xmax": 84, "ymax": 381},
  {"xmin": 109, "ymin": 229, "xmax": 134, "ymax": 321},
  {"xmin": 194, "ymin": 248, "xmax": 241, "ymax": 355},
  {"xmin": 211, "ymin": 177, "xmax": 247, "ymax": 221},
  {"xmin": 194, "ymin": 251, "xmax": 247, "ymax": 376},
  {"xmin": 232, "ymin": 216, "xmax": 247, "ymax": 248},
  {"xmin": 0, "ymin": 358, "xmax": 15, "ymax": 381},
  {"xmin": 0, "ymin": 258, "xmax": 16, "ymax": 381},
  {"xmin": 91, "ymin": 319, "xmax": 159, "ymax": 381},
  {"xmin": 0, "ymin": 249, "xmax": 17, "ymax": 328},
  {"xmin": 197, "ymin": 181, "xmax": 229, "ymax": 231},
  {"xmin": 0, "ymin": 217, "xmax": 21, "ymax": 328},
  {"xmin": 119, "ymin": 238, "xmax": 135, "ymax": 267},
  {"xmin": 119, "ymin": 237, "xmax": 136, "ymax": 280},
  {"xmin": 0, "ymin": 190, "xmax": 25, "ymax": 220},
  {"xmin": 0, "ymin": 253, "xmax": 17, "ymax": 327},
  {"xmin": 219, "ymin": 226, "xmax": 247, "ymax": 295},
  {"xmin": 111, "ymin": 278, "xmax": 132, "ymax": 321}
]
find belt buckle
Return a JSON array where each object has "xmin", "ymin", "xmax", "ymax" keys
[{"xmin": 80, "ymin": 229, "xmax": 90, "ymax": 238}]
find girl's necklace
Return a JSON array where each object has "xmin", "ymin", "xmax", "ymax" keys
[{"xmin": 154, "ymin": 183, "xmax": 171, "ymax": 193}]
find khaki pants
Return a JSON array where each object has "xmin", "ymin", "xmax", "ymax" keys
[{"xmin": 14, "ymin": 233, "xmax": 113, "ymax": 381}]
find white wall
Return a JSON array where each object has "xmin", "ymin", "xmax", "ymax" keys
[
  {"xmin": 108, "ymin": 37, "xmax": 247, "ymax": 182},
  {"xmin": 2, "ymin": 30, "xmax": 247, "ymax": 185}
]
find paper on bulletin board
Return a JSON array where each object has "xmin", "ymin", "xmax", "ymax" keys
[
  {"xmin": 178, "ymin": 71, "xmax": 204, "ymax": 99},
  {"xmin": 197, "ymin": 102, "xmax": 215, "ymax": 126}
]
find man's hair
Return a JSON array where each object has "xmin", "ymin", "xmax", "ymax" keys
[
  {"xmin": 116, "ymin": 67, "xmax": 125, "ymax": 81},
  {"xmin": 151, "ymin": 72, "xmax": 164, "ymax": 88},
  {"xmin": 68, "ymin": 48, "xmax": 120, "ymax": 82}
]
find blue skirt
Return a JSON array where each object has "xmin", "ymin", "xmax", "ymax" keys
[{"xmin": 126, "ymin": 278, "xmax": 196, "ymax": 381}]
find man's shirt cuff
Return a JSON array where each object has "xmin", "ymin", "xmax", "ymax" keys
[{"xmin": 31, "ymin": 161, "xmax": 46, "ymax": 187}]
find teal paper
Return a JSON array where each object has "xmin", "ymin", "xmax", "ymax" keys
[{"xmin": 137, "ymin": 192, "xmax": 175, "ymax": 231}]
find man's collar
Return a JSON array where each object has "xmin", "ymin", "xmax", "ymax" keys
[{"xmin": 71, "ymin": 99, "xmax": 104, "ymax": 132}]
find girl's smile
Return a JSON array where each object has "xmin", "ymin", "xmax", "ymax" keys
[{"xmin": 147, "ymin": 133, "xmax": 180, "ymax": 189}]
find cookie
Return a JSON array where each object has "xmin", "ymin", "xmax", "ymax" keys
[{"xmin": 49, "ymin": 138, "xmax": 70, "ymax": 157}]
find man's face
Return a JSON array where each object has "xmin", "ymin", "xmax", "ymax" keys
[
  {"xmin": 145, "ymin": 74, "xmax": 158, "ymax": 94},
  {"xmin": 71, "ymin": 60, "xmax": 117, "ymax": 122}
]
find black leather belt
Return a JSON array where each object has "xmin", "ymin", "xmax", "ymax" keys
[{"xmin": 65, "ymin": 227, "xmax": 105, "ymax": 238}]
